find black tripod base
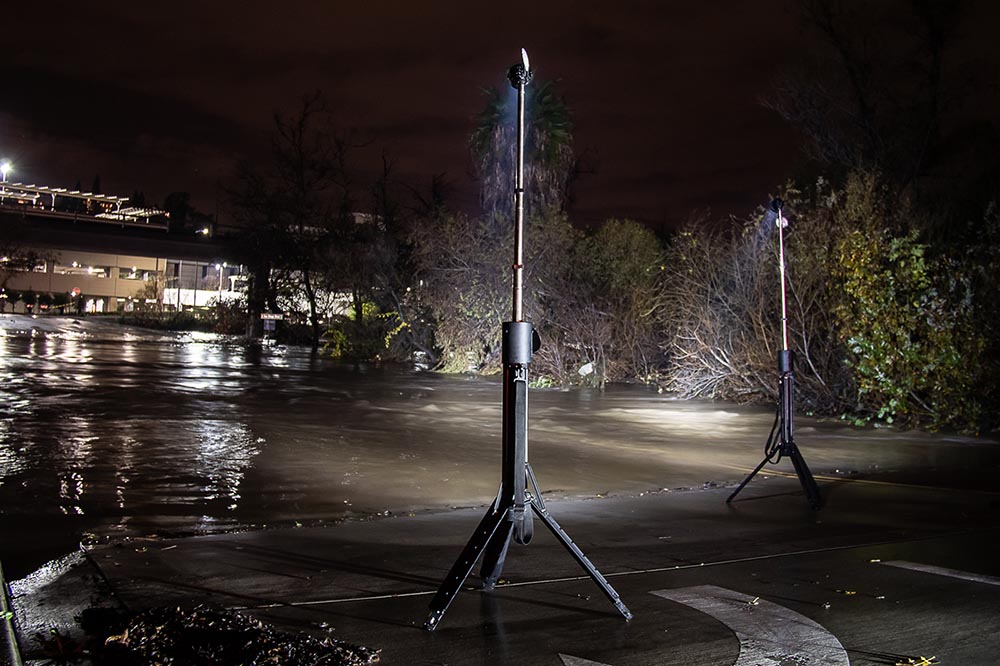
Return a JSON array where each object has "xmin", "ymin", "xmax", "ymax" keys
[
  {"xmin": 424, "ymin": 490, "xmax": 632, "ymax": 631},
  {"xmin": 726, "ymin": 439, "xmax": 822, "ymax": 510},
  {"xmin": 728, "ymin": 355, "xmax": 822, "ymax": 510}
]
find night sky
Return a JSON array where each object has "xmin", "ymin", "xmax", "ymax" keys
[{"xmin": 2, "ymin": 2, "xmax": 996, "ymax": 231}]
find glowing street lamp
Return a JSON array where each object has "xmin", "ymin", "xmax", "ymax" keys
[
  {"xmin": 0, "ymin": 161, "xmax": 10, "ymax": 204},
  {"xmin": 214, "ymin": 262, "xmax": 227, "ymax": 292}
]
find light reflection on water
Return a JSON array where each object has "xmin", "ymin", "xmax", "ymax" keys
[
  {"xmin": 0, "ymin": 332, "xmax": 996, "ymax": 579},
  {"xmin": 191, "ymin": 417, "xmax": 260, "ymax": 509},
  {"xmin": 0, "ymin": 336, "xmax": 281, "ymax": 576}
]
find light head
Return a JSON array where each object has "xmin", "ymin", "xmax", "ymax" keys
[
  {"xmin": 770, "ymin": 198, "xmax": 788, "ymax": 229},
  {"xmin": 507, "ymin": 48, "xmax": 533, "ymax": 89}
]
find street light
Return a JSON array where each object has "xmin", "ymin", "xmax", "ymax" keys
[
  {"xmin": 0, "ymin": 161, "xmax": 10, "ymax": 205},
  {"xmin": 214, "ymin": 263, "xmax": 227, "ymax": 292}
]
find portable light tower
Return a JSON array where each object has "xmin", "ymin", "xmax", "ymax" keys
[{"xmin": 424, "ymin": 49, "xmax": 633, "ymax": 631}]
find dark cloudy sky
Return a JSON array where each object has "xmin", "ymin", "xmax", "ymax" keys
[{"xmin": 1, "ymin": 2, "xmax": 995, "ymax": 230}]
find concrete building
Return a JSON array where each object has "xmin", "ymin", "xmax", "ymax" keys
[{"xmin": 0, "ymin": 181, "xmax": 242, "ymax": 314}]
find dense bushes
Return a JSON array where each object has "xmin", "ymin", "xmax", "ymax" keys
[
  {"xmin": 399, "ymin": 168, "xmax": 997, "ymax": 432},
  {"xmin": 408, "ymin": 212, "xmax": 666, "ymax": 385},
  {"xmin": 663, "ymin": 171, "xmax": 993, "ymax": 432}
]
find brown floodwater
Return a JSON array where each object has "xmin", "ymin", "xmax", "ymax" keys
[{"xmin": 1, "ymin": 323, "xmax": 996, "ymax": 579}]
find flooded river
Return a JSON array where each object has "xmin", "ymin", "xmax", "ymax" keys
[{"xmin": 1, "ymin": 319, "xmax": 996, "ymax": 579}]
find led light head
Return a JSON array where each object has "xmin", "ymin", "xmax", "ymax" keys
[{"xmin": 508, "ymin": 48, "xmax": 533, "ymax": 89}]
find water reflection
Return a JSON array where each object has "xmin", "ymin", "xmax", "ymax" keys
[
  {"xmin": 191, "ymin": 417, "xmax": 260, "ymax": 510},
  {"xmin": 59, "ymin": 471, "xmax": 85, "ymax": 515},
  {"xmin": 0, "ymin": 336, "xmax": 275, "ymax": 574}
]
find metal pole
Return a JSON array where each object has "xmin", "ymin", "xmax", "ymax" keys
[
  {"xmin": 776, "ymin": 205, "xmax": 789, "ymax": 352},
  {"xmin": 510, "ymin": 50, "xmax": 530, "ymax": 322}
]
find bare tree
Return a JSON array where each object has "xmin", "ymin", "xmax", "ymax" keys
[
  {"xmin": 229, "ymin": 93, "xmax": 356, "ymax": 350},
  {"xmin": 763, "ymin": 0, "xmax": 977, "ymax": 193},
  {"xmin": 408, "ymin": 211, "xmax": 509, "ymax": 371},
  {"xmin": 662, "ymin": 191, "xmax": 849, "ymax": 413},
  {"xmin": 538, "ymin": 219, "xmax": 666, "ymax": 387}
]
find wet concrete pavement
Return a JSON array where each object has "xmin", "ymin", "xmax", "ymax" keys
[{"xmin": 12, "ymin": 472, "xmax": 1000, "ymax": 665}]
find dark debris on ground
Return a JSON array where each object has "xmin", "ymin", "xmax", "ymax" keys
[{"xmin": 36, "ymin": 605, "xmax": 380, "ymax": 665}]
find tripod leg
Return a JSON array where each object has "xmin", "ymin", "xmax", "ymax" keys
[
  {"xmin": 726, "ymin": 453, "xmax": 772, "ymax": 504},
  {"xmin": 530, "ymin": 500, "xmax": 633, "ymax": 621},
  {"xmin": 479, "ymin": 521, "xmax": 514, "ymax": 590},
  {"xmin": 726, "ymin": 410, "xmax": 780, "ymax": 504},
  {"xmin": 787, "ymin": 442, "xmax": 822, "ymax": 509},
  {"xmin": 425, "ymin": 503, "xmax": 510, "ymax": 631},
  {"xmin": 525, "ymin": 462, "xmax": 546, "ymax": 509}
]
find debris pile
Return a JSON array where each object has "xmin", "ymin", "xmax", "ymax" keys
[{"xmin": 99, "ymin": 605, "xmax": 379, "ymax": 665}]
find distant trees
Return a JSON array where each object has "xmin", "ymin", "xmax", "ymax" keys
[
  {"xmin": 164, "ymin": 192, "xmax": 215, "ymax": 234},
  {"xmin": 228, "ymin": 94, "xmax": 418, "ymax": 356},
  {"xmin": 226, "ymin": 79, "xmax": 623, "ymax": 375},
  {"xmin": 164, "ymin": 192, "xmax": 194, "ymax": 229},
  {"xmin": 0, "ymin": 214, "xmax": 58, "ymax": 295},
  {"xmin": 0, "ymin": 248, "xmax": 49, "ymax": 291},
  {"xmin": 764, "ymin": 0, "xmax": 999, "ymax": 236},
  {"xmin": 323, "ymin": 155, "xmax": 432, "ymax": 361},
  {"xmin": 229, "ymin": 94, "xmax": 346, "ymax": 349}
]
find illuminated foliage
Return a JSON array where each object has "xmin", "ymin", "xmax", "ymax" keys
[
  {"xmin": 471, "ymin": 79, "xmax": 575, "ymax": 219},
  {"xmin": 663, "ymin": 169, "xmax": 990, "ymax": 431},
  {"xmin": 408, "ymin": 211, "xmax": 574, "ymax": 373},
  {"xmin": 322, "ymin": 301, "xmax": 397, "ymax": 360},
  {"xmin": 832, "ymin": 174, "xmax": 984, "ymax": 429},
  {"xmin": 539, "ymin": 219, "xmax": 666, "ymax": 386},
  {"xmin": 409, "ymin": 210, "xmax": 665, "ymax": 385}
]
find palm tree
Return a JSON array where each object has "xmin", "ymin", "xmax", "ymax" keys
[{"xmin": 470, "ymin": 78, "xmax": 575, "ymax": 221}]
